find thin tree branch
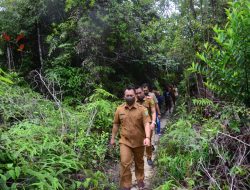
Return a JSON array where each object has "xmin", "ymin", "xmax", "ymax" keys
[{"xmin": 218, "ymin": 132, "xmax": 250, "ymax": 147}]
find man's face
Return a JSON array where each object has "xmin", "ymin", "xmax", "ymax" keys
[
  {"xmin": 124, "ymin": 89, "xmax": 136, "ymax": 106},
  {"xmin": 124, "ymin": 89, "xmax": 136, "ymax": 99},
  {"xmin": 143, "ymin": 86, "xmax": 149, "ymax": 95},
  {"xmin": 135, "ymin": 88, "xmax": 145, "ymax": 100}
]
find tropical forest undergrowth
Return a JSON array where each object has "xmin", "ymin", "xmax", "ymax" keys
[
  {"xmin": 0, "ymin": 79, "xmax": 120, "ymax": 190},
  {"xmin": 154, "ymin": 98, "xmax": 250, "ymax": 190}
]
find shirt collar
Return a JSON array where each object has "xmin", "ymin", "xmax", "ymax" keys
[
  {"xmin": 125, "ymin": 102, "xmax": 138, "ymax": 109},
  {"xmin": 136, "ymin": 98, "xmax": 145, "ymax": 104}
]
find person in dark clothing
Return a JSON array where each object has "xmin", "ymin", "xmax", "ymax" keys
[
  {"xmin": 152, "ymin": 87, "xmax": 163, "ymax": 135},
  {"xmin": 163, "ymin": 85, "xmax": 172, "ymax": 113},
  {"xmin": 152, "ymin": 87, "xmax": 164, "ymax": 112},
  {"xmin": 168, "ymin": 84, "xmax": 175, "ymax": 107},
  {"xmin": 172, "ymin": 84, "xmax": 178, "ymax": 106}
]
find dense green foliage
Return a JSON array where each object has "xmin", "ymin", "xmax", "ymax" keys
[
  {"xmin": 156, "ymin": 5, "xmax": 250, "ymax": 181},
  {"xmin": 0, "ymin": 0, "xmax": 171, "ymax": 99},
  {"xmin": 0, "ymin": 81, "xmax": 118, "ymax": 189},
  {"xmin": 190, "ymin": 0, "xmax": 250, "ymax": 105},
  {"xmin": 156, "ymin": 0, "xmax": 228, "ymax": 83},
  {"xmin": 45, "ymin": 0, "xmax": 172, "ymax": 97},
  {"xmin": 0, "ymin": 0, "xmax": 249, "ymax": 189},
  {"xmin": 155, "ymin": 98, "xmax": 250, "ymax": 189}
]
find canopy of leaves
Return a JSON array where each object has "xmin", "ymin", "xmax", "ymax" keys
[{"xmin": 190, "ymin": 0, "xmax": 250, "ymax": 106}]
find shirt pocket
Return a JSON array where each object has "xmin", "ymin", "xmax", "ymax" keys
[
  {"xmin": 135, "ymin": 112, "xmax": 143, "ymax": 126},
  {"xmin": 119, "ymin": 113, "xmax": 126, "ymax": 122}
]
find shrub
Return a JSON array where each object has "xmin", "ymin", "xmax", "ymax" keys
[
  {"xmin": 0, "ymin": 81, "xmax": 118, "ymax": 189},
  {"xmin": 154, "ymin": 99, "xmax": 250, "ymax": 189}
]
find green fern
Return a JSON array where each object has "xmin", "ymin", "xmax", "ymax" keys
[
  {"xmin": 0, "ymin": 84, "xmax": 117, "ymax": 189},
  {"xmin": 0, "ymin": 69, "xmax": 13, "ymax": 84},
  {"xmin": 192, "ymin": 98, "xmax": 213, "ymax": 107}
]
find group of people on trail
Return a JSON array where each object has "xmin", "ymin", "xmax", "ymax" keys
[{"xmin": 110, "ymin": 83, "xmax": 178, "ymax": 190}]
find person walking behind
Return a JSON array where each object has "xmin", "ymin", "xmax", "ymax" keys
[
  {"xmin": 135, "ymin": 86, "xmax": 156, "ymax": 166},
  {"xmin": 152, "ymin": 87, "xmax": 163, "ymax": 135},
  {"xmin": 163, "ymin": 85, "xmax": 172, "ymax": 114},
  {"xmin": 172, "ymin": 84, "xmax": 178, "ymax": 106},
  {"xmin": 141, "ymin": 83, "xmax": 161, "ymax": 165},
  {"xmin": 152, "ymin": 87, "xmax": 164, "ymax": 113},
  {"xmin": 169, "ymin": 84, "xmax": 176, "ymax": 107},
  {"xmin": 110, "ymin": 86, "xmax": 151, "ymax": 190},
  {"xmin": 141, "ymin": 83, "xmax": 161, "ymax": 118}
]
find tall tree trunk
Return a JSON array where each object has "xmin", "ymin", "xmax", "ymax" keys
[
  {"xmin": 244, "ymin": 50, "xmax": 249, "ymax": 105},
  {"xmin": 200, "ymin": 0, "xmax": 203, "ymax": 24},
  {"xmin": 210, "ymin": 0, "xmax": 216, "ymax": 19},
  {"xmin": 37, "ymin": 20, "xmax": 43, "ymax": 71},
  {"xmin": 6, "ymin": 45, "xmax": 14, "ymax": 70},
  {"xmin": 195, "ymin": 73, "xmax": 201, "ymax": 98},
  {"xmin": 6, "ymin": 45, "xmax": 11, "ymax": 70},
  {"xmin": 189, "ymin": 0, "xmax": 196, "ymax": 19}
]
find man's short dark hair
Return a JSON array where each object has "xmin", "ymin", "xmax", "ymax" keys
[
  {"xmin": 152, "ymin": 85, "xmax": 157, "ymax": 90},
  {"xmin": 142, "ymin": 83, "xmax": 149, "ymax": 88},
  {"xmin": 142, "ymin": 83, "xmax": 153, "ymax": 91},
  {"xmin": 134, "ymin": 85, "xmax": 143, "ymax": 90},
  {"xmin": 124, "ymin": 85, "xmax": 135, "ymax": 93}
]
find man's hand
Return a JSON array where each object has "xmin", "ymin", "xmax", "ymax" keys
[
  {"xmin": 150, "ymin": 122, "xmax": 155, "ymax": 130},
  {"xmin": 110, "ymin": 138, "xmax": 116, "ymax": 147},
  {"xmin": 110, "ymin": 124, "xmax": 119, "ymax": 147},
  {"xmin": 144, "ymin": 138, "xmax": 150, "ymax": 146},
  {"xmin": 158, "ymin": 114, "xmax": 161, "ymax": 119}
]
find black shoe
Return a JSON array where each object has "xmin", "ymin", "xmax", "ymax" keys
[
  {"xmin": 120, "ymin": 188, "xmax": 130, "ymax": 190},
  {"xmin": 138, "ymin": 181, "xmax": 145, "ymax": 189},
  {"xmin": 151, "ymin": 145, "xmax": 155, "ymax": 151},
  {"xmin": 147, "ymin": 158, "xmax": 153, "ymax": 166}
]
